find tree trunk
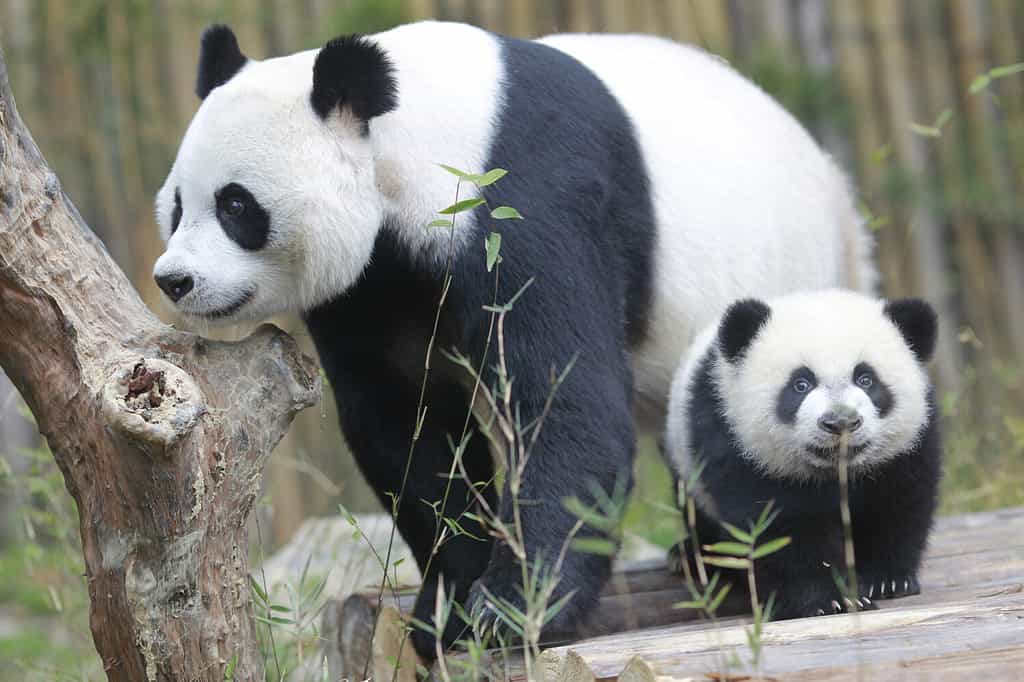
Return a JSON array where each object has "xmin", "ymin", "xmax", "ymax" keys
[{"xmin": 0, "ymin": 47, "xmax": 320, "ymax": 682}]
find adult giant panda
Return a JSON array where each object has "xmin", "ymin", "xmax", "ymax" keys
[{"xmin": 152, "ymin": 21, "xmax": 875, "ymax": 656}]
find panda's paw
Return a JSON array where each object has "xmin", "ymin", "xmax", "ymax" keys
[
  {"xmin": 810, "ymin": 595, "xmax": 878, "ymax": 616},
  {"xmin": 860, "ymin": 574, "xmax": 920, "ymax": 600},
  {"xmin": 409, "ymin": 579, "xmax": 475, "ymax": 661}
]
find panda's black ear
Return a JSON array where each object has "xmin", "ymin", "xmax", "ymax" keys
[
  {"xmin": 311, "ymin": 35, "xmax": 398, "ymax": 124},
  {"xmin": 196, "ymin": 24, "xmax": 248, "ymax": 99},
  {"xmin": 885, "ymin": 298, "xmax": 938, "ymax": 362},
  {"xmin": 718, "ymin": 299, "xmax": 771, "ymax": 364}
]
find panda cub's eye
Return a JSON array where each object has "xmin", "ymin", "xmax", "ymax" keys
[
  {"xmin": 793, "ymin": 378, "xmax": 812, "ymax": 394},
  {"xmin": 856, "ymin": 373, "xmax": 874, "ymax": 389},
  {"xmin": 223, "ymin": 197, "xmax": 246, "ymax": 217}
]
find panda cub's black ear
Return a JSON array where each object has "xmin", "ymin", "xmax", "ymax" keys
[
  {"xmin": 884, "ymin": 298, "xmax": 938, "ymax": 362},
  {"xmin": 718, "ymin": 299, "xmax": 771, "ymax": 363},
  {"xmin": 196, "ymin": 24, "xmax": 248, "ymax": 99},
  {"xmin": 311, "ymin": 35, "xmax": 398, "ymax": 125}
]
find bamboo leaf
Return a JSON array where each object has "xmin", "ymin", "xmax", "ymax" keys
[
  {"xmin": 703, "ymin": 541, "xmax": 750, "ymax": 556},
  {"xmin": 249, "ymin": 575, "xmax": 268, "ymax": 605},
  {"xmin": 485, "ymin": 232, "xmax": 502, "ymax": 272},
  {"xmin": 490, "ymin": 206, "xmax": 523, "ymax": 220},
  {"xmin": 703, "ymin": 556, "xmax": 750, "ymax": 569},
  {"xmin": 438, "ymin": 163, "xmax": 471, "ymax": 178},
  {"xmin": 426, "ymin": 218, "xmax": 453, "ymax": 229},
  {"xmin": 908, "ymin": 122, "xmax": 941, "ymax": 138},
  {"xmin": 474, "ymin": 168, "xmax": 508, "ymax": 187},
  {"xmin": 570, "ymin": 537, "xmax": 618, "ymax": 556},
  {"xmin": 969, "ymin": 74, "xmax": 992, "ymax": 94},
  {"xmin": 707, "ymin": 582, "xmax": 734, "ymax": 613},
  {"xmin": 439, "ymin": 198, "xmax": 485, "ymax": 215},
  {"xmin": 751, "ymin": 536, "xmax": 792, "ymax": 559},
  {"xmin": 720, "ymin": 521, "xmax": 754, "ymax": 544},
  {"xmin": 989, "ymin": 62, "xmax": 1024, "ymax": 79}
]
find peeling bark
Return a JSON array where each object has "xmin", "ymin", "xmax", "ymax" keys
[{"xmin": 0, "ymin": 47, "xmax": 320, "ymax": 681}]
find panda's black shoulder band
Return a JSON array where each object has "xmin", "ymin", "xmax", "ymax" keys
[
  {"xmin": 311, "ymin": 35, "xmax": 398, "ymax": 123},
  {"xmin": 196, "ymin": 24, "xmax": 248, "ymax": 99}
]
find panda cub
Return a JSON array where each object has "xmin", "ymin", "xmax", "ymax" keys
[{"xmin": 664, "ymin": 289, "xmax": 941, "ymax": 618}]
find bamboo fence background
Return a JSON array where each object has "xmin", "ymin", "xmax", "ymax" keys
[{"xmin": 1, "ymin": 0, "xmax": 1022, "ymax": 544}]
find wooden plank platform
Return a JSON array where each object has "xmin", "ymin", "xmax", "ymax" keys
[{"xmin": 323, "ymin": 507, "xmax": 1024, "ymax": 681}]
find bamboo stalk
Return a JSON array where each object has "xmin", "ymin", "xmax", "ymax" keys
[{"xmin": 868, "ymin": 0, "xmax": 962, "ymax": 391}]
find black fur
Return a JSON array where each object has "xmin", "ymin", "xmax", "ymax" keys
[
  {"xmin": 196, "ymin": 25, "xmax": 247, "ymax": 99},
  {"xmin": 311, "ymin": 35, "xmax": 398, "ymax": 125},
  {"xmin": 171, "ymin": 188, "xmax": 182, "ymax": 234},
  {"xmin": 853, "ymin": 362, "xmax": 894, "ymax": 417},
  {"xmin": 718, "ymin": 299, "xmax": 771, "ymax": 363},
  {"xmin": 775, "ymin": 366, "xmax": 816, "ymax": 424},
  {"xmin": 672, "ymin": 352, "xmax": 941, "ymax": 620},
  {"xmin": 884, "ymin": 298, "xmax": 938, "ymax": 362},
  {"xmin": 214, "ymin": 183, "xmax": 270, "ymax": 250},
  {"xmin": 304, "ymin": 35, "xmax": 654, "ymax": 660}
]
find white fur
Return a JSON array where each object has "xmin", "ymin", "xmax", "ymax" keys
[
  {"xmin": 154, "ymin": 21, "xmax": 501, "ymax": 320},
  {"xmin": 666, "ymin": 289, "xmax": 931, "ymax": 483},
  {"xmin": 155, "ymin": 22, "xmax": 875, "ymax": 423},
  {"xmin": 539, "ymin": 34, "xmax": 875, "ymax": 427}
]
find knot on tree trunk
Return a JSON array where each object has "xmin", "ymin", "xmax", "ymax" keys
[{"xmin": 102, "ymin": 357, "xmax": 204, "ymax": 457}]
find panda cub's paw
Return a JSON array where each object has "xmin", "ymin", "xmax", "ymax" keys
[
  {"xmin": 860, "ymin": 573, "xmax": 921, "ymax": 600},
  {"xmin": 809, "ymin": 594, "xmax": 878, "ymax": 617}
]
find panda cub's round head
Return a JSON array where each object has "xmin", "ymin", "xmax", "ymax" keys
[
  {"xmin": 711, "ymin": 289, "xmax": 938, "ymax": 480},
  {"xmin": 152, "ymin": 26, "xmax": 398, "ymax": 322}
]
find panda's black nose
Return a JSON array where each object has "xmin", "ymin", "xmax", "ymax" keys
[
  {"xmin": 155, "ymin": 273, "xmax": 194, "ymax": 302},
  {"xmin": 818, "ymin": 410, "xmax": 863, "ymax": 435}
]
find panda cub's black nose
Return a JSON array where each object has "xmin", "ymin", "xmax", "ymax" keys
[
  {"xmin": 155, "ymin": 273, "xmax": 194, "ymax": 302},
  {"xmin": 819, "ymin": 410, "xmax": 863, "ymax": 435}
]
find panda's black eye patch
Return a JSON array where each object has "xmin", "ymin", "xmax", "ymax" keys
[
  {"xmin": 777, "ymin": 366, "xmax": 816, "ymax": 424},
  {"xmin": 853, "ymin": 362, "xmax": 893, "ymax": 416},
  {"xmin": 215, "ymin": 183, "xmax": 269, "ymax": 251},
  {"xmin": 171, "ymin": 188, "xmax": 183, "ymax": 234}
]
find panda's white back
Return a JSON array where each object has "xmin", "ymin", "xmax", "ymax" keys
[{"xmin": 538, "ymin": 32, "xmax": 873, "ymax": 424}]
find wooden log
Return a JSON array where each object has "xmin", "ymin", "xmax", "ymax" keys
[
  {"xmin": 327, "ymin": 507, "xmax": 1024, "ymax": 676},
  {"xmin": 518, "ymin": 507, "xmax": 1024, "ymax": 680},
  {"xmin": 538, "ymin": 590, "xmax": 1024, "ymax": 681}
]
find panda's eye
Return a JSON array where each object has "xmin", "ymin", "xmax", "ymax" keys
[
  {"xmin": 223, "ymin": 197, "xmax": 246, "ymax": 217},
  {"xmin": 856, "ymin": 373, "xmax": 874, "ymax": 389},
  {"xmin": 793, "ymin": 378, "xmax": 812, "ymax": 394}
]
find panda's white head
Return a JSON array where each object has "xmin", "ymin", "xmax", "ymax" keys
[
  {"xmin": 713, "ymin": 289, "xmax": 938, "ymax": 481},
  {"xmin": 152, "ymin": 25, "xmax": 397, "ymax": 322}
]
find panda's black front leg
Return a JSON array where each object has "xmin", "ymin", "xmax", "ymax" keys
[
  {"xmin": 326, "ymin": 358, "xmax": 497, "ymax": 659},
  {"xmin": 463, "ymin": 349, "xmax": 637, "ymax": 647},
  {"xmin": 748, "ymin": 517, "xmax": 877, "ymax": 619},
  {"xmin": 852, "ymin": 430, "xmax": 940, "ymax": 602}
]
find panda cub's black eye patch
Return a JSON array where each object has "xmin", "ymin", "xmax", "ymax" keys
[
  {"xmin": 171, "ymin": 188, "xmax": 183, "ymax": 234},
  {"xmin": 853, "ymin": 362, "xmax": 894, "ymax": 416},
  {"xmin": 776, "ymin": 366, "xmax": 817, "ymax": 424},
  {"xmin": 215, "ymin": 182, "xmax": 270, "ymax": 251}
]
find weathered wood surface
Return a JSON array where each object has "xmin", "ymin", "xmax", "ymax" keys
[
  {"xmin": 333, "ymin": 507, "xmax": 1024, "ymax": 681},
  {"xmin": 535, "ymin": 506, "xmax": 1024, "ymax": 681}
]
